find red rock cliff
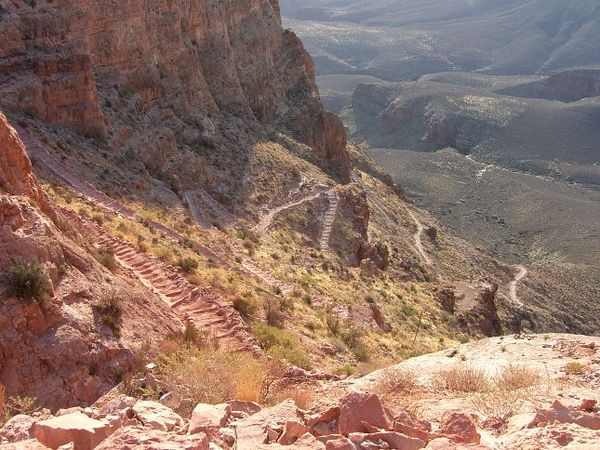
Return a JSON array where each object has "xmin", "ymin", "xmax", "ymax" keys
[{"xmin": 0, "ymin": 0, "xmax": 348, "ymax": 176}]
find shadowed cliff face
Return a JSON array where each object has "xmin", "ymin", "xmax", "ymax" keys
[{"xmin": 0, "ymin": 0, "xmax": 348, "ymax": 177}]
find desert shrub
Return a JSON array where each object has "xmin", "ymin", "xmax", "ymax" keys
[
  {"xmin": 155, "ymin": 345, "xmax": 266, "ymax": 416},
  {"xmin": 182, "ymin": 323, "xmax": 205, "ymax": 346},
  {"xmin": 377, "ymin": 369, "xmax": 418, "ymax": 394},
  {"xmin": 95, "ymin": 245, "xmax": 118, "ymax": 272},
  {"xmin": 471, "ymin": 364, "xmax": 543, "ymax": 419},
  {"xmin": 265, "ymin": 299, "xmax": 285, "ymax": 328},
  {"xmin": 434, "ymin": 365, "xmax": 490, "ymax": 393},
  {"xmin": 7, "ymin": 259, "xmax": 52, "ymax": 304},
  {"xmin": 96, "ymin": 295, "xmax": 123, "ymax": 336},
  {"xmin": 565, "ymin": 362, "xmax": 588, "ymax": 375},
  {"xmin": 326, "ymin": 313, "xmax": 341, "ymax": 336},
  {"xmin": 177, "ymin": 257, "xmax": 199, "ymax": 273},
  {"xmin": 253, "ymin": 323, "xmax": 310, "ymax": 368},
  {"xmin": 233, "ymin": 296, "xmax": 259, "ymax": 317},
  {"xmin": 495, "ymin": 364, "xmax": 540, "ymax": 391}
]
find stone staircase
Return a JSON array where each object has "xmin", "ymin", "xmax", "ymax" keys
[
  {"xmin": 319, "ymin": 189, "xmax": 339, "ymax": 251},
  {"xmin": 64, "ymin": 210, "xmax": 261, "ymax": 354}
]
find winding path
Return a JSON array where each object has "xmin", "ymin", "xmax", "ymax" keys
[
  {"xmin": 253, "ymin": 185, "xmax": 329, "ymax": 235},
  {"xmin": 407, "ymin": 209, "xmax": 433, "ymax": 266},
  {"xmin": 63, "ymin": 210, "xmax": 261, "ymax": 354},
  {"xmin": 509, "ymin": 264, "xmax": 528, "ymax": 307},
  {"xmin": 20, "ymin": 127, "xmax": 292, "ymax": 296}
]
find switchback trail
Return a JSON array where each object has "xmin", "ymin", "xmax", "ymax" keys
[
  {"xmin": 407, "ymin": 209, "xmax": 433, "ymax": 266},
  {"xmin": 509, "ymin": 264, "xmax": 528, "ymax": 307},
  {"xmin": 319, "ymin": 189, "xmax": 339, "ymax": 251},
  {"xmin": 21, "ymin": 127, "xmax": 292, "ymax": 296},
  {"xmin": 253, "ymin": 184, "xmax": 329, "ymax": 235}
]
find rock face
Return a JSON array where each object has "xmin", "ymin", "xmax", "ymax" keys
[
  {"xmin": 0, "ymin": 0, "xmax": 348, "ymax": 176},
  {"xmin": 436, "ymin": 280, "xmax": 501, "ymax": 336},
  {"xmin": 0, "ymin": 115, "xmax": 181, "ymax": 409}
]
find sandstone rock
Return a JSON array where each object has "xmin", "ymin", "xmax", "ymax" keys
[
  {"xmin": 349, "ymin": 431, "xmax": 425, "ymax": 450},
  {"xmin": 323, "ymin": 436, "xmax": 355, "ymax": 450},
  {"xmin": 188, "ymin": 403, "xmax": 230, "ymax": 436},
  {"xmin": 580, "ymin": 399, "xmax": 597, "ymax": 412},
  {"xmin": 235, "ymin": 399, "xmax": 299, "ymax": 450},
  {"xmin": 1, "ymin": 414, "xmax": 37, "ymax": 442},
  {"xmin": 338, "ymin": 393, "xmax": 393, "ymax": 436},
  {"xmin": 227, "ymin": 400, "xmax": 261, "ymax": 418},
  {"xmin": 278, "ymin": 420, "xmax": 308, "ymax": 445},
  {"xmin": 34, "ymin": 412, "xmax": 110, "ymax": 450},
  {"xmin": 440, "ymin": 412, "xmax": 481, "ymax": 444},
  {"xmin": 528, "ymin": 400, "xmax": 600, "ymax": 430},
  {"xmin": 2, "ymin": 439, "xmax": 51, "ymax": 449},
  {"xmin": 425, "ymin": 437, "xmax": 491, "ymax": 449},
  {"xmin": 131, "ymin": 401, "xmax": 183, "ymax": 432},
  {"xmin": 393, "ymin": 410, "xmax": 432, "ymax": 442},
  {"xmin": 95, "ymin": 426, "xmax": 208, "ymax": 450},
  {"xmin": 95, "ymin": 394, "xmax": 137, "ymax": 417}
]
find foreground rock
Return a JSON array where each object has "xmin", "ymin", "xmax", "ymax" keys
[{"xmin": 34, "ymin": 412, "xmax": 110, "ymax": 449}]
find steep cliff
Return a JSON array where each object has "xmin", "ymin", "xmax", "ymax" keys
[
  {"xmin": 0, "ymin": 0, "xmax": 349, "ymax": 178},
  {"xmin": 0, "ymin": 113, "xmax": 181, "ymax": 409}
]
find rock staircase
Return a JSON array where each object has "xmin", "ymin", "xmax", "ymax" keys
[
  {"xmin": 64, "ymin": 210, "xmax": 261, "ymax": 354},
  {"xmin": 319, "ymin": 189, "xmax": 339, "ymax": 251},
  {"xmin": 19, "ymin": 128, "xmax": 292, "ymax": 295}
]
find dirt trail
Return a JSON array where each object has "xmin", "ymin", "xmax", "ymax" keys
[
  {"xmin": 21, "ymin": 128, "xmax": 292, "ymax": 295},
  {"xmin": 407, "ymin": 209, "xmax": 433, "ymax": 266},
  {"xmin": 63, "ymin": 210, "xmax": 261, "ymax": 354},
  {"xmin": 319, "ymin": 189, "xmax": 339, "ymax": 251},
  {"xmin": 253, "ymin": 185, "xmax": 329, "ymax": 235},
  {"xmin": 509, "ymin": 264, "xmax": 528, "ymax": 307},
  {"xmin": 184, "ymin": 189, "xmax": 237, "ymax": 229}
]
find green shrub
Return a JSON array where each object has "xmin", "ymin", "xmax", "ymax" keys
[
  {"xmin": 233, "ymin": 296, "xmax": 259, "ymax": 317},
  {"xmin": 7, "ymin": 259, "xmax": 52, "ymax": 304},
  {"xmin": 252, "ymin": 323, "xmax": 310, "ymax": 368},
  {"xmin": 95, "ymin": 245, "xmax": 118, "ymax": 272},
  {"xmin": 177, "ymin": 257, "xmax": 199, "ymax": 273}
]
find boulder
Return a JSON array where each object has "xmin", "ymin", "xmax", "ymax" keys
[
  {"xmin": 236, "ymin": 399, "xmax": 299, "ymax": 450},
  {"xmin": 425, "ymin": 437, "xmax": 491, "ymax": 449},
  {"xmin": 34, "ymin": 412, "xmax": 110, "ymax": 450},
  {"xmin": 440, "ymin": 412, "xmax": 481, "ymax": 444},
  {"xmin": 95, "ymin": 426, "xmax": 208, "ymax": 450},
  {"xmin": 188, "ymin": 403, "xmax": 230, "ymax": 436},
  {"xmin": 580, "ymin": 399, "xmax": 597, "ymax": 412},
  {"xmin": 349, "ymin": 431, "xmax": 425, "ymax": 450},
  {"xmin": 338, "ymin": 393, "xmax": 392, "ymax": 436},
  {"xmin": 227, "ymin": 400, "xmax": 261, "ymax": 418},
  {"xmin": 323, "ymin": 436, "xmax": 355, "ymax": 450},
  {"xmin": 278, "ymin": 420, "xmax": 308, "ymax": 445},
  {"xmin": 2, "ymin": 439, "xmax": 51, "ymax": 449},
  {"xmin": 528, "ymin": 400, "xmax": 600, "ymax": 430},
  {"xmin": 1, "ymin": 414, "xmax": 37, "ymax": 442},
  {"xmin": 131, "ymin": 401, "xmax": 183, "ymax": 432},
  {"xmin": 393, "ymin": 410, "xmax": 432, "ymax": 442}
]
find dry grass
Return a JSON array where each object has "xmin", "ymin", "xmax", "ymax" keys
[
  {"xmin": 376, "ymin": 368, "xmax": 418, "ymax": 394},
  {"xmin": 272, "ymin": 386, "xmax": 316, "ymax": 410},
  {"xmin": 155, "ymin": 343, "xmax": 267, "ymax": 416},
  {"xmin": 564, "ymin": 362, "xmax": 588, "ymax": 375},
  {"xmin": 470, "ymin": 364, "xmax": 544, "ymax": 419},
  {"xmin": 434, "ymin": 365, "xmax": 490, "ymax": 393}
]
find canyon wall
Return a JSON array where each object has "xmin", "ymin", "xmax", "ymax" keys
[{"xmin": 0, "ymin": 0, "xmax": 348, "ymax": 176}]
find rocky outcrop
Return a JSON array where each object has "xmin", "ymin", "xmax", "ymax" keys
[
  {"xmin": 0, "ymin": 0, "xmax": 348, "ymax": 176},
  {"xmin": 436, "ymin": 280, "xmax": 501, "ymax": 336},
  {"xmin": 0, "ymin": 115, "xmax": 181, "ymax": 409}
]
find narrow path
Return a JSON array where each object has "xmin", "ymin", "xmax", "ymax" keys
[
  {"xmin": 20, "ymin": 127, "xmax": 291, "ymax": 296},
  {"xmin": 319, "ymin": 189, "xmax": 339, "ymax": 251},
  {"xmin": 407, "ymin": 209, "xmax": 433, "ymax": 266},
  {"xmin": 184, "ymin": 188, "xmax": 236, "ymax": 229},
  {"xmin": 63, "ymin": 210, "xmax": 261, "ymax": 354},
  {"xmin": 253, "ymin": 185, "xmax": 329, "ymax": 235},
  {"xmin": 509, "ymin": 264, "xmax": 528, "ymax": 307}
]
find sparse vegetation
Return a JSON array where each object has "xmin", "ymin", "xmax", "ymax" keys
[
  {"xmin": 96, "ymin": 295, "xmax": 123, "ymax": 337},
  {"xmin": 177, "ymin": 257, "xmax": 199, "ymax": 273},
  {"xmin": 95, "ymin": 245, "xmax": 118, "ymax": 272},
  {"xmin": 376, "ymin": 368, "xmax": 418, "ymax": 394},
  {"xmin": 434, "ymin": 365, "xmax": 490, "ymax": 393},
  {"xmin": 7, "ymin": 259, "xmax": 52, "ymax": 305},
  {"xmin": 233, "ymin": 295, "xmax": 260, "ymax": 317},
  {"xmin": 1, "ymin": 395, "xmax": 37, "ymax": 425},
  {"xmin": 253, "ymin": 323, "xmax": 310, "ymax": 368},
  {"xmin": 565, "ymin": 362, "xmax": 588, "ymax": 375}
]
